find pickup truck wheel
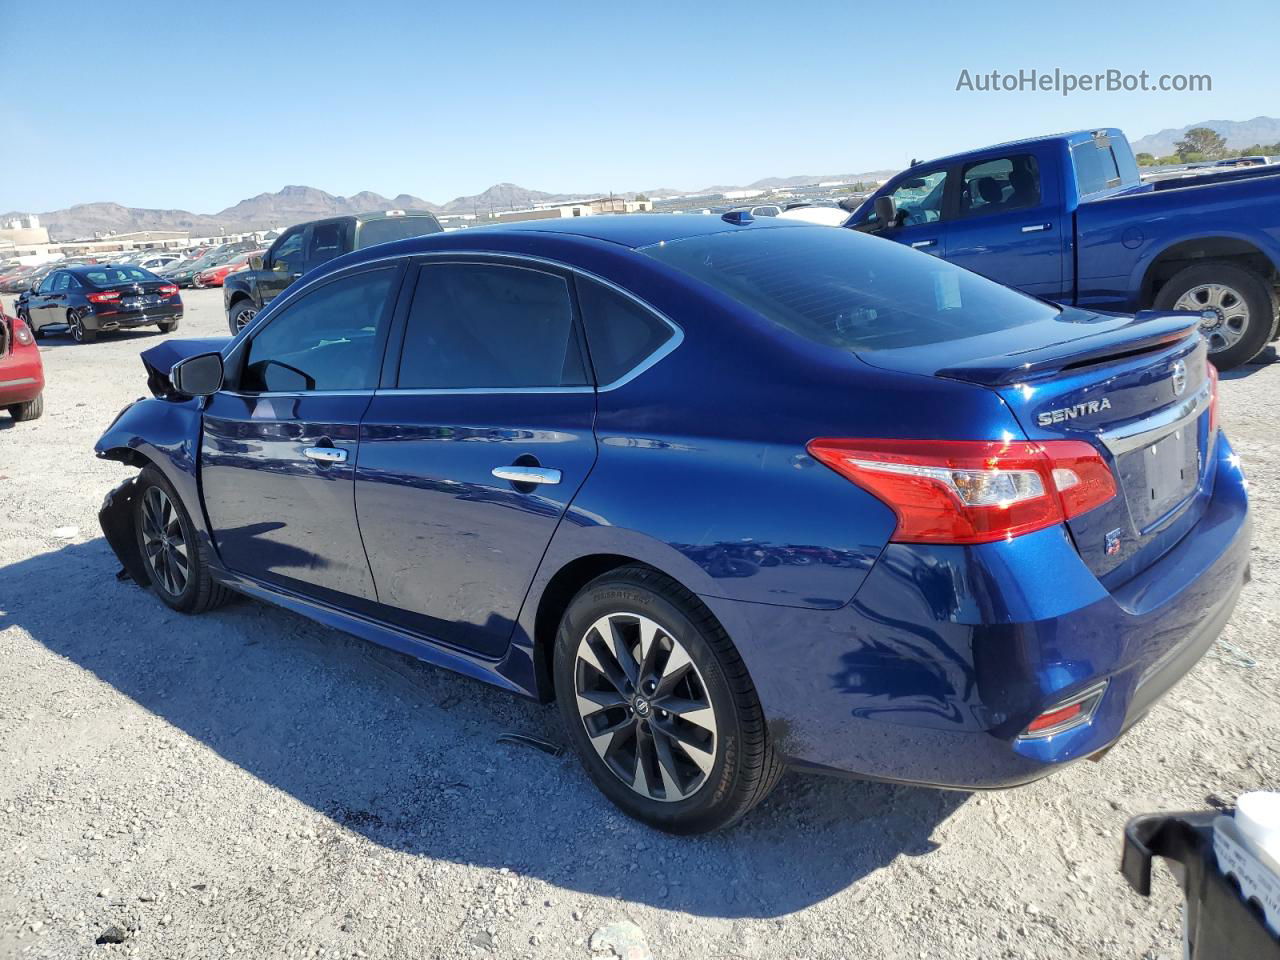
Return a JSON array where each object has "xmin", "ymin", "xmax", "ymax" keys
[
  {"xmin": 133, "ymin": 466, "xmax": 233, "ymax": 614},
  {"xmin": 6, "ymin": 393, "xmax": 43, "ymax": 421},
  {"xmin": 1154, "ymin": 262, "xmax": 1275, "ymax": 370},
  {"xmin": 553, "ymin": 565, "xmax": 784, "ymax": 833},
  {"xmin": 228, "ymin": 300, "xmax": 257, "ymax": 334}
]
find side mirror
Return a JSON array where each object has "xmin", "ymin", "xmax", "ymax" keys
[
  {"xmin": 249, "ymin": 255, "xmax": 264, "ymax": 271},
  {"xmin": 170, "ymin": 352, "xmax": 224, "ymax": 397},
  {"xmin": 29, "ymin": 279, "xmax": 40, "ymax": 292},
  {"xmin": 874, "ymin": 195, "xmax": 898, "ymax": 227}
]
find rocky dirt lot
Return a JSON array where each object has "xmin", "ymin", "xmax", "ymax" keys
[{"xmin": 0, "ymin": 287, "xmax": 1277, "ymax": 960}]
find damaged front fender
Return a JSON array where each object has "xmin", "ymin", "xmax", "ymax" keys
[{"xmin": 99, "ymin": 475, "xmax": 151, "ymax": 587}]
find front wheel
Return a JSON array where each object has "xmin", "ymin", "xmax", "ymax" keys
[
  {"xmin": 132, "ymin": 466, "xmax": 233, "ymax": 614},
  {"xmin": 67, "ymin": 308, "xmax": 96, "ymax": 343},
  {"xmin": 1154, "ymin": 261, "xmax": 1276, "ymax": 370},
  {"xmin": 227, "ymin": 300, "xmax": 257, "ymax": 334},
  {"xmin": 553, "ymin": 565, "xmax": 783, "ymax": 833}
]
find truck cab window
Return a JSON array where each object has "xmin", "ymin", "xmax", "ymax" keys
[
  {"xmin": 867, "ymin": 170, "xmax": 949, "ymax": 227},
  {"xmin": 958, "ymin": 155, "xmax": 1041, "ymax": 217}
]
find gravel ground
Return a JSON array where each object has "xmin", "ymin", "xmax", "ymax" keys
[{"xmin": 1, "ymin": 288, "xmax": 1277, "ymax": 960}]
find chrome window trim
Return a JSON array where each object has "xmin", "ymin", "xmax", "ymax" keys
[
  {"xmin": 244, "ymin": 249, "xmax": 683, "ymax": 395},
  {"xmin": 1098, "ymin": 381, "xmax": 1212, "ymax": 456},
  {"xmin": 219, "ymin": 389, "xmax": 376, "ymax": 399}
]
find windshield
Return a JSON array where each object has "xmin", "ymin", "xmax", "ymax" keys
[
  {"xmin": 643, "ymin": 226, "xmax": 1058, "ymax": 352},
  {"xmin": 356, "ymin": 216, "xmax": 442, "ymax": 248}
]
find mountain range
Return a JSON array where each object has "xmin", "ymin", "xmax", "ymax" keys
[
  {"xmin": 9, "ymin": 117, "xmax": 1276, "ymax": 240},
  {"xmin": 1129, "ymin": 116, "xmax": 1280, "ymax": 157}
]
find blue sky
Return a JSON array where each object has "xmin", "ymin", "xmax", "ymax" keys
[{"xmin": 2, "ymin": 0, "xmax": 1277, "ymax": 212}]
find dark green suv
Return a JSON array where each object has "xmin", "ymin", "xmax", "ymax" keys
[{"xmin": 223, "ymin": 210, "xmax": 442, "ymax": 332}]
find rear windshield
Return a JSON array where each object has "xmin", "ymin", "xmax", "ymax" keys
[
  {"xmin": 83, "ymin": 266, "xmax": 159, "ymax": 287},
  {"xmin": 643, "ymin": 226, "xmax": 1057, "ymax": 352},
  {"xmin": 357, "ymin": 216, "xmax": 442, "ymax": 249}
]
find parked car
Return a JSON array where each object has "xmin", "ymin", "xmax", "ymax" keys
[
  {"xmin": 165, "ymin": 247, "xmax": 245, "ymax": 288},
  {"xmin": 18, "ymin": 264, "xmax": 181, "ymax": 343},
  {"xmin": 849, "ymin": 128, "xmax": 1280, "ymax": 370},
  {"xmin": 0, "ymin": 308, "xmax": 44, "ymax": 421},
  {"xmin": 95, "ymin": 215, "xmax": 1250, "ymax": 833},
  {"xmin": 0, "ymin": 264, "xmax": 37, "ymax": 292},
  {"xmin": 223, "ymin": 210, "xmax": 443, "ymax": 332},
  {"xmin": 193, "ymin": 250, "xmax": 263, "ymax": 288},
  {"xmin": 116, "ymin": 252, "xmax": 182, "ymax": 272},
  {"xmin": 1, "ymin": 262, "xmax": 55, "ymax": 294}
]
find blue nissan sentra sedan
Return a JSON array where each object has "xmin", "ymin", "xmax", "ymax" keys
[{"xmin": 95, "ymin": 214, "xmax": 1250, "ymax": 833}]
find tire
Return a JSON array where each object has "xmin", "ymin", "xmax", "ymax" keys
[
  {"xmin": 6, "ymin": 393, "xmax": 42, "ymax": 421},
  {"xmin": 1153, "ymin": 261, "xmax": 1275, "ymax": 370},
  {"xmin": 227, "ymin": 299, "xmax": 257, "ymax": 334},
  {"xmin": 553, "ymin": 565, "xmax": 784, "ymax": 833},
  {"xmin": 67, "ymin": 308, "xmax": 97, "ymax": 344},
  {"xmin": 157, "ymin": 318, "xmax": 179, "ymax": 333},
  {"xmin": 132, "ymin": 466, "xmax": 233, "ymax": 614}
]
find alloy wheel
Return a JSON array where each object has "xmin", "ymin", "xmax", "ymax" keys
[
  {"xmin": 69, "ymin": 309, "xmax": 85, "ymax": 342},
  {"xmin": 1174, "ymin": 283, "xmax": 1250, "ymax": 353},
  {"xmin": 573, "ymin": 612, "xmax": 718, "ymax": 802},
  {"xmin": 141, "ymin": 486, "xmax": 190, "ymax": 597},
  {"xmin": 234, "ymin": 305, "xmax": 257, "ymax": 331}
]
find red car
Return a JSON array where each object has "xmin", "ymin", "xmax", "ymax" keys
[
  {"xmin": 193, "ymin": 249, "xmax": 263, "ymax": 288},
  {"xmin": 1, "ymin": 308, "xmax": 45, "ymax": 421}
]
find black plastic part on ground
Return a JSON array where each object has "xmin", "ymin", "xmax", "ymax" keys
[{"xmin": 1123, "ymin": 809, "xmax": 1280, "ymax": 959}]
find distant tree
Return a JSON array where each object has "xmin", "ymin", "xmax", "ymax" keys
[
  {"xmin": 1180, "ymin": 152, "xmax": 1207, "ymax": 164},
  {"xmin": 1135, "ymin": 152, "xmax": 1156, "ymax": 166},
  {"xmin": 1175, "ymin": 127, "xmax": 1227, "ymax": 159},
  {"xmin": 1155, "ymin": 154, "xmax": 1182, "ymax": 165},
  {"xmin": 634, "ymin": 193, "xmax": 649, "ymax": 201}
]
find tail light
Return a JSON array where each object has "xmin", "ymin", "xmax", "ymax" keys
[
  {"xmin": 87, "ymin": 290, "xmax": 121, "ymax": 304},
  {"xmin": 13, "ymin": 319, "xmax": 33, "ymax": 345},
  {"xmin": 1021, "ymin": 681, "xmax": 1108, "ymax": 738},
  {"xmin": 1207, "ymin": 361, "xmax": 1220, "ymax": 437},
  {"xmin": 806, "ymin": 437, "xmax": 1117, "ymax": 545},
  {"xmin": 159, "ymin": 284, "xmax": 178, "ymax": 297}
]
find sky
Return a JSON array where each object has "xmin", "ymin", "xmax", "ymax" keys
[{"xmin": 2, "ymin": 0, "xmax": 1278, "ymax": 213}]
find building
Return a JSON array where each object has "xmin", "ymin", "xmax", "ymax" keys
[{"xmin": 488, "ymin": 196, "xmax": 653, "ymax": 225}]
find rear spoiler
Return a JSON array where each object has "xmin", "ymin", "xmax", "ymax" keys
[{"xmin": 937, "ymin": 312, "xmax": 1201, "ymax": 386}]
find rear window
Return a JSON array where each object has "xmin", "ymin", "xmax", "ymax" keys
[
  {"xmin": 357, "ymin": 216, "xmax": 442, "ymax": 249},
  {"xmin": 643, "ymin": 227, "xmax": 1057, "ymax": 352},
  {"xmin": 1072, "ymin": 138, "xmax": 1128, "ymax": 196},
  {"xmin": 83, "ymin": 266, "xmax": 158, "ymax": 287}
]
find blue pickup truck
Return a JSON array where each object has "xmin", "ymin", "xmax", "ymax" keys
[{"xmin": 849, "ymin": 129, "xmax": 1280, "ymax": 369}]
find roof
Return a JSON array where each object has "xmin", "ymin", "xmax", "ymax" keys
[
  {"xmin": 914, "ymin": 128, "xmax": 1122, "ymax": 169},
  {"xmin": 436, "ymin": 213, "xmax": 811, "ymax": 250}
]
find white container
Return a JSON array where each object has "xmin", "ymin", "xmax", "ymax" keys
[{"xmin": 1214, "ymin": 806, "xmax": 1280, "ymax": 937}]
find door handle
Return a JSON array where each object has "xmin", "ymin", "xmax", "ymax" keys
[
  {"xmin": 492, "ymin": 465, "xmax": 561, "ymax": 485},
  {"xmin": 303, "ymin": 446, "xmax": 348, "ymax": 463},
  {"xmin": 1021, "ymin": 223, "xmax": 1052, "ymax": 233},
  {"xmin": 910, "ymin": 239, "xmax": 937, "ymax": 248}
]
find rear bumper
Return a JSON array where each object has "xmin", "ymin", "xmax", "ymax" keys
[
  {"xmin": 87, "ymin": 303, "xmax": 182, "ymax": 331},
  {"xmin": 0, "ymin": 353, "xmax": 45, "ymax": 405},
  {"xmin": 704, "ymin": 433, "xmax": 1251, "ymax": 789}
]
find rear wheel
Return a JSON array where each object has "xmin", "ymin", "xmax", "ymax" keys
[
  {"xmin": 1154, "ymin": 261, "xmax": 1275, "ymax": 370},
  {"xmin": 67, "ymin": 308, "xmax": 96, "ymax": 344},
  {"xmin": 157, "ymin": 318, "xmax": 179, "ymax": 333},
  {"xmin": 6, "ymin": 393, "xmax": 42, "ymax": 421},
  {"xmin": 132, "ymin": 466, "xmax": 232, "ymax": 614},
  {"xmin": 228, "ymin": 299, "xmax": 257, "ymax": 334},
  {"xmin": 553, "ymin": 565, "xmax": 783, "ymax": 833}
]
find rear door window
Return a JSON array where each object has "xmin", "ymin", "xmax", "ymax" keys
[
  {"xmin": 307, "ymin": 222, "xmax": 346, "ymax": 270},
  {"xmin": 241, "ymin": 267, "xmax": 397, "ymax": 392},
  {"xmin": 958, "ymin": 154, "xmax": 1041, "ymax": 216},
  {"xmin": 575, "ymin": 278, "xmax": 675, "ymax": 386},
  {"xmin": 396, "ymin": 262, "xmax": 587, "ymax": 389}
]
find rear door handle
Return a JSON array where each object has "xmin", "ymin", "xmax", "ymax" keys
[
  {"xmin": 303, "ymin": 446, "xmax": 348, "ymax": 463},
  {"xmin": 1021, "ymin": 223, "xmax": 1052, "ymax": 233},
  {"xmin": 910, "ymin": 239, "xmax": 937, "ymax": 248},
  {"xmin": 492, "ymin": 466, "xmax": 561, "ymax": 485}
]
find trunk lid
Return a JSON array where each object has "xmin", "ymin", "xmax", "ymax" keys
[{"xmin": 859, "ymin": 309, "xmax": 1214, "ymax": 585}]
